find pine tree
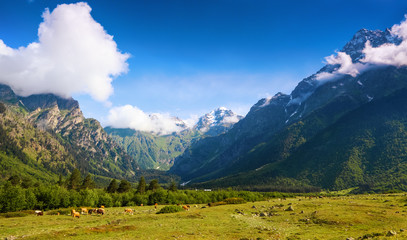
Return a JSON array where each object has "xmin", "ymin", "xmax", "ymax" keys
[
  {"xmin": 117, "ymin": 179, "xmax": 132, "ymax": 193},
  {"xmin": 107, "ymin": 179, "xmax": 118, "ymax": 193},
  {"xmin": 57, "ymin": 174, "xmax": 64, "ymax": 186},
  {"xmin": 168, "ymin": 180, "xmax": 177, "ymax": 192},
  {"xmin": 137, "ymin": 176, "xmax": 146, "ymax": 194},
  {"xmin": 67, "ymin": 168, "xmax": 81, "ymax": 190},
  {"xmin": 81, "ymin": 174, "xmax": 95, "ymax": 189},
  {"xmin": 148, "ymin": 179, "xmax": 160, "ymax": 191}
]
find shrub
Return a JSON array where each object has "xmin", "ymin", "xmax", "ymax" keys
[
  {"xmin": 224, "ymin": 197, "xmax": 246, "ymax": 204},
  {"xmin": 156, "ymin": 205, "xmax": 183, "ymax": 214},
  {"xmin": 208, "ymin": 201, "xmax": 227, "ymax": 207},
  {"xmin": 0, "ymin": 212, "xmax": 30, "ymax": 218},
  {"xmin": 47, "ymin": 208, "xmax": 71, "ymax": 215}
]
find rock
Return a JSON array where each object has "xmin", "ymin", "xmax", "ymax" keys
[
  {"xmin": 387, "ymin": 230, "xmax": 397, "ymax": 236},
  {"xmin": 346, "ymin": 237, "xmax": 354, "ymax": 240},
  {"xmin": 285, "ymin": 206, "xmax": 294, "ymax": 211},
  {"xmin": 252, "ymin": 205, "xmax": 257, "ymax": 209},
  {"xmin": 259, "ymin": 212, "xmax": 268, "ymax": 217},
  {"xmin": 300, "ymin": 210, "xmax": 304, "ymax": 214}
]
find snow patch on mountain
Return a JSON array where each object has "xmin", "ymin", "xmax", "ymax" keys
[{"xmin": 194, "ymin": 107, "xmax": 243, "ymax": 135}]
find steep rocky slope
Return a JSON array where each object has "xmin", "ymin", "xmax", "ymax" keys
[{"xmin": 0, "ymin": 84, "xmax": 140, "ymax": 183}]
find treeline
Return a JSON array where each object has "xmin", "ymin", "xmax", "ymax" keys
[{"xmin": 0, "ymin": 170, "xmax": 303, "ymax": 213}]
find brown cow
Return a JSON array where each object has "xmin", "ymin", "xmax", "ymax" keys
[
  {"xmin": 81, "ymin": 208, "xmax": 88, "ymax": 215},
  {"xmin": 97, "ymin": 208, "xmax": 105, "ymax": 215},
  {"xmin": 182, "ymin": 205, "xmax": 190, "ymax": 211},
  {"xmin": 71, "ymin": 209, "xmax": 80, "ymax": 219},
  {"xmin": 124, "ymin": 208, "xmax": 133, "ymax": 215}
]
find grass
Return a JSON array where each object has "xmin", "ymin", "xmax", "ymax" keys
[{"xmin": 1, "ymin": 193, "xmax": 407, "ymax": 239}]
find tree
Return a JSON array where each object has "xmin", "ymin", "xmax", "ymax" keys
[
  {"xmin": 117, "ymin": 179, "xmax": 132, "ymax": 193},
  {"xmin": 57, "ymin": 174, "xmax": 64, "ymax": 186},
  {"xmin": 21, "ymin": 177, "xmax": 34, "ymax": 188},
  {"xmin": 137, "ymin": 176, "xmax": 146, "ymax": 194},
  {"xmin": 67, "ymin": 168, "xmax": 81, "ymax": 190},
  {"xmin": 148, "ymin": 179, "xmax": 160, "ymax": 191},
  {"xmin": 107, "ymin": 179, "xmax": 118, "ymax": 193},
  {"xmin": 81, "ymin": 174, "xmax": 95, "ymax": 190},
  {"xmin": 0, "ymin": 102, "xmax": 6, "ymax": 114},
  {"xmin": 168, "ymin": 180, "xmax": 177, "ymax": 192},
  {"xmin": 8, "ymin": 175, "xmax": 21, "ymax": 186}
]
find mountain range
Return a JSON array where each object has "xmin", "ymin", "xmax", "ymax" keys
[
  {"xmin": 169, "ymin": 27, "xmax": 407, "ymax": 191},
  {"xmin": 105, "ymin": 107, "xmax": 243, "ymax": 170},
  {"xmin": 2, "ymin": 25, "xmax": 407, "ymax": 192}
]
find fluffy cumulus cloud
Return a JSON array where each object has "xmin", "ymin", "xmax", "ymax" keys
[
  {"xmin": 107, "ymin": 105, "xmax": 187, "ymax": 135},
  {"xmin": 316, "ymin": 16, "xmax": 407, "ymax": 81},
  {"xmin": 0, "ymin": 2, "xmax": 129, "ymax": 102}
]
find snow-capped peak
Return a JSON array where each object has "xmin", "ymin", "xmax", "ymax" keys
[{"xmin": 193, "ymin": 107, "xmax": 243, "ymax": 135}]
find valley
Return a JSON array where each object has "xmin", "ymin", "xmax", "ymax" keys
[{"xmin": 1, "ymin": 193, "xmax": 407, "ymax": 239}]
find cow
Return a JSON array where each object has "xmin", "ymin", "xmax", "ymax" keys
[
  {"xmin": 35, "ymin": 210, "xmax": 43, "ymax": 216},
  {"xmin": 154, "ymin": 203, "xmax": 158, "ymax": 209},
  {"xmin": 97, "ymin": 208, "xmax": 105, "ymax": 215},
  {"xmin": 71, "ymin": 209, "xmax": 80, "ymax": 219},
  {"xmin": 182, "ymin": 205, "xmax": 190, "ymax": 211},
  {"xmin": 81, "ymin": 208, "xmax": 88, "ymax": 215},
  {"xmin": 124, "ymin": 208, "xmax": 133, "ymax": 215},
  {"xmin": 88, "ymin": 208, "xmax": 97, "ymax": 215}
]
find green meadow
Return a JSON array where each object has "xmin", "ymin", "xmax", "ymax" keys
[{"xmin": 1, "ymin": 193, "xmax": 407, "ymax": 239}]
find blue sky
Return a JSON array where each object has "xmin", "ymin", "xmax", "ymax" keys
[{"xmin": 1, "ymin": 0, "xmax": 407, "ymax": 127}]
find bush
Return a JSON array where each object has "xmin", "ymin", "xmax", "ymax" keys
[
  {"xmin": 224, "ymin": 197, "xmax": 246, "ymax": 204},
  {"xmin": 47, "ymin": 208, "xmax": 71, "ymax": 215},
  {"xmin": 208, "ymin": 201, "xmax": 227, "ymax": 207},
  {"xmin": 156, "ymin": 205, "xmax": 183, "ymax": 214},
  {"xmin": 0, "ymin": 211, "xmax": 30, "ymax": 218}
]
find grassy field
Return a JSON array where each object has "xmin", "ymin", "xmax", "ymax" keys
[{"xmin": 1, "ymin": 193, "xmax": 407, "ymax": 239}]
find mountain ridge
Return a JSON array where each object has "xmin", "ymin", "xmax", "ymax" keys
[{"xmin": 170, "ymin": 26, "xmax": 407, "ymax": 191}]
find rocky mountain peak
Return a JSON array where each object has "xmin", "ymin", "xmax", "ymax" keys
[
  {"xmin": 341, "ymin": 28, "xmax": 401, "ymax": 62},
  {"xmin": 20, "ymin": 94, "xmax": 79, "ymax": 112},
  {"xmin": 194, "ymin": 107, "xmax": 243, "ymax": 136}
]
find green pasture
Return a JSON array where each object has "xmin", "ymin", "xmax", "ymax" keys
[{"xmin": 1, "ymin": 193, "xmax": 407, "ymax": 239}]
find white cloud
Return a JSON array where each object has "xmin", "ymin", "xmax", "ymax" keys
[
  {"xmin": 0, "ymin": 2, "xmax": 129, "ymax": 102},
  {"xmin": 222, "ymin": 115, "xmax": 241, "ymax": 124},
  {"xmin": 183, "ymin": 114, "xmax": 199, "ymax": 128},
  {"xmin": 107, "ymin": 105, "xmax": 186, "ymax": 135},
  {"xmin": 316, "ymin": 16, "xmax": 407, "ymax": 81},
  {"xmin": 316, "ymin": 52, "xmax": 367, "ymax": 81}
]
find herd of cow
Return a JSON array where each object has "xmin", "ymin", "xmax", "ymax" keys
[
  {"xmin": 34, "ymin": 203, "xmax": 193, "ymax": 219},
  {"xmin": 71, "ymin": 207, "xmax": 106, "ymax": 218}
]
